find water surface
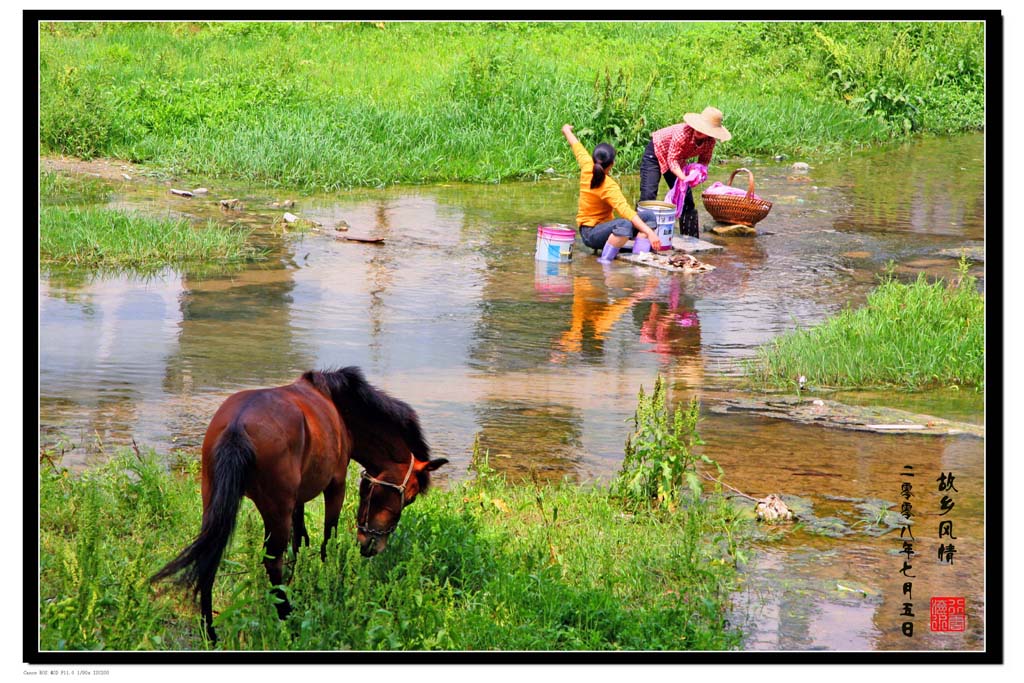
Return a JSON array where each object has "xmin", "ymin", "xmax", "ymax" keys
[{"xmin": 38, "ymin": 133, "xmax": 987, "ymax": 651}]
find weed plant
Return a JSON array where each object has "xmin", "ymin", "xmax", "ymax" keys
[
  {"xmin": 38, "ymin": 21, "xmax": 985, "ymax": 190},
  {"xmin": 746, "ymin": 262, "xmax": 985, "ymax": 391},
  {"xmin": 39, "ymin": 206, "xmax": 267, "ymax": 268},
  {"xmin": 39, "ymin": 432, "xmax": 749, "ymax": 651},
  {"xmin": 614, "ymin": 377, "xmax": 723, "ymax": 511}
]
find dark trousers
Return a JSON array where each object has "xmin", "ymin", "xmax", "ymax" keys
[
  {"xmin": 638, "ymin": 140, "xmax": 699, "ymax": 237},
  {"xmin": 579, "ymin": 208, "xmax": 658, "ymax": 251}
]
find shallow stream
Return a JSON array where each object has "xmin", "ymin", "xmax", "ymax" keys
[{"xmin": 38, "ymin": 133, "xmax": 987, "ymax": 650}]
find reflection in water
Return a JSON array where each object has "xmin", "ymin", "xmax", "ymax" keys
[
  {"xmin": 38, "ymin": 134, "xmax": 986, "ymax": 650},
  {"xmin": 40, "ymin": 271, "xmax": 184, "ymax": 451},
  {"xmin": 553, "ymin": 274, "xmax": 660, "ymax": 362}
]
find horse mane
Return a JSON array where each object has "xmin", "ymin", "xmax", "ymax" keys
[{"xmin": 302, "ymin": 367, "xmax": 432, "ymax": 470}]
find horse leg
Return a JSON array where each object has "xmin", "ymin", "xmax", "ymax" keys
[
  {"xmin": 259, "ymin": 506, "xmax": 294, "ymax": 620},
  {"xmin": 291, "ymin": 503, "xmax": 310, "ymax": 556},
  {"xmin": 320, "ymin": 480, "xmax": 346, "ymax": 561}
]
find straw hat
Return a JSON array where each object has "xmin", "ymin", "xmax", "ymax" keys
[{"xmin": 683, "ymin": 106, "xmax": 732, "ymax": 142}]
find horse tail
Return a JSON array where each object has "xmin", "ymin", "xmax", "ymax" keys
[{"xmin": 151, "ymin": 425, "xmax": 255, "ymax": 599}]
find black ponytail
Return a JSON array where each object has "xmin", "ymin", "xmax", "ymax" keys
[{"xmin": 590, "ymin": 143, "xmax": 616, "ymax": 189}]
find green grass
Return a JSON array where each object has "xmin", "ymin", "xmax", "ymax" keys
[
  {"xmin": 39, "ymin": 170, "xmax": 115, "ymax": 205},
  {"xmin": 39, "ymin": 434, "xmax": 749, "ymax": 651},
  {"xmin": 38, "ymin": 21, "xmax": 985, "ymax": 190},
  {"xmin": 39, "ymin": 205, "xmax": 266, "ymax": 268},
  {"xmin": 745, "ymin": 265, "xmax": 985, "ymax": 391}
]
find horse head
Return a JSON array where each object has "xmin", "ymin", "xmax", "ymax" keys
[
  {"xmin": 356, "ymin": 453, "xmax": 447, "ymax": 556},
  {"xmin": 302, "ymin": 367, "xmax": 449, "ymax": 557}
]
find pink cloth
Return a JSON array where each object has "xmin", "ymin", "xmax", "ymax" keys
[
  {"xmin": 704, "ymin": 180, "xmax": 762, "ymax": 200},
  {"xmin": 664, "ymin": 163, "xmax": 708, "ymax": 218}
]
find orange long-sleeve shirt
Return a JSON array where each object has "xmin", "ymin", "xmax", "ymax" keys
[{"xmin": 571, "ymin": 141, "xmax": 638, "ymax": 228}]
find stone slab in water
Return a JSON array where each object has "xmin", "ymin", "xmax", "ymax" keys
[
  {"xmin": 672, "ymin": 235, "xmax": 724, "ymax": 252},
  {"xmin": 619, "ymin": 251, "xmax": 715, "ymax": 274},
  {"xmin": 937, "ymin": 246, "xmax": 985, "ymax": 262},
  {"xmin": 707, "ymin": 396, "xmax": 983, "ymax": 439}
]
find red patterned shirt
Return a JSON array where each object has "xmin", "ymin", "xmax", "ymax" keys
[{"xmin": 651, "ymin": 123, "xmax": 715, "ymax": 176}]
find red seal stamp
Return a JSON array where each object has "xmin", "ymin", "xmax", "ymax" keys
[{"xmin": 930, "ymin": 597, "xmax": 966, "ymax": 632}]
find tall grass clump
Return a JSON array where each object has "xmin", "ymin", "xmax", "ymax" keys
[
  {"xmin": 39, "ymin": 206, "xmax": 267, "ymax": 268},
  {"xmin": 39, "ymin": 433, "xmax": 749, "ymax": 651},
  {"xmin": 746, "ymin": 262, "xmax": 985, "ymax": 391},
  {"xmin": 614, "ymin": 377, "xmax": 719, "ymax": 510},
  {"xmin": 38, "ymin": 21, "xmax": 986, "ymax": 189}
]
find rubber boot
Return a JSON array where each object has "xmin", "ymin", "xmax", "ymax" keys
[{"xmin": 597, "ymin": 242, "xmax": 621, "ymax": 264}]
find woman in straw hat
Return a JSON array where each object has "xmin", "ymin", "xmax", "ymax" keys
[{"xmin": 639, "ymin": 106, "xmax": 732, "ymax": 237}]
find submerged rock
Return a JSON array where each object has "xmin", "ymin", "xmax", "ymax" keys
[{"xmin": 711, "ymin": 224, "xmax": 757, "ymax": 236}]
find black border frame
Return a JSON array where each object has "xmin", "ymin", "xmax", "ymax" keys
[{"xmin": 25, "ymin": 8, "xmax": 1004, "ymax": 666}]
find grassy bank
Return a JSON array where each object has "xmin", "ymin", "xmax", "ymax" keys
[
  {"xmin": 39, "ymin": 171, "xmax": 266, "ymax": 268},
  {"xmin": 39, "ymin": 389, "xmax": 750, "ymax": 651},
  {"xmin": 38, "ymin": 21, "xmax": 984, "ymax": 190},
  {"xmin": 39, "ymin": 206, "xmax": 265, "ymax": 268},
  {"xmin": 746, "ymin": 266, "xmax": 985, "ymax": 391}
]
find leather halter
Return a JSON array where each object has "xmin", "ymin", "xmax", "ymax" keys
[{"xmin": 358, "ymin": 454, "xmax": 416, "ymax": 538}]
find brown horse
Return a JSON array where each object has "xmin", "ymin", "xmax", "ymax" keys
[{"xmin": 151, "ymin": 367, "xmax": 447, "ymax": 643}]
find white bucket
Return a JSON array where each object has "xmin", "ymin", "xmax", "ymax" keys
[
  {"xmin": 637, "ymin": 201, "xmax": 676, "ymax": 250},
  {"xmin": 534, "ymin": 260, "xmax": 572, "ymax": 300},
  {"xmin": 535, "ymin": 224, "xmax": 575, "ymax": 263}
]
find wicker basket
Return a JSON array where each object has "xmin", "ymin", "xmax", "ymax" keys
[{"xmin": 700, "ymin": 168, "xmax": 773, "ymax": 227}]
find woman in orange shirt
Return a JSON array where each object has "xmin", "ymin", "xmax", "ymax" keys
[{"xmin": 562, "ymin": 124, "xmax": 660, "ymax": 264}]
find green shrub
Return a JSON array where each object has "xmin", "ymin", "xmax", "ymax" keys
[{"xmin": 614, "ymin": 377, "xmax": 721, "ymax": 510}]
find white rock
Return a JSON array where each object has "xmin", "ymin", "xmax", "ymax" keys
[
  {"xmin": 283, "ymin": 212, "xmax": 299, "ymax": 223},
  {"xmin": 192, "ymin": 187, "xmax": 209, "ymax": 195},
  {"xmin": 792, "ymin": 162, "xmax": 810, "ymax": 171}
]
